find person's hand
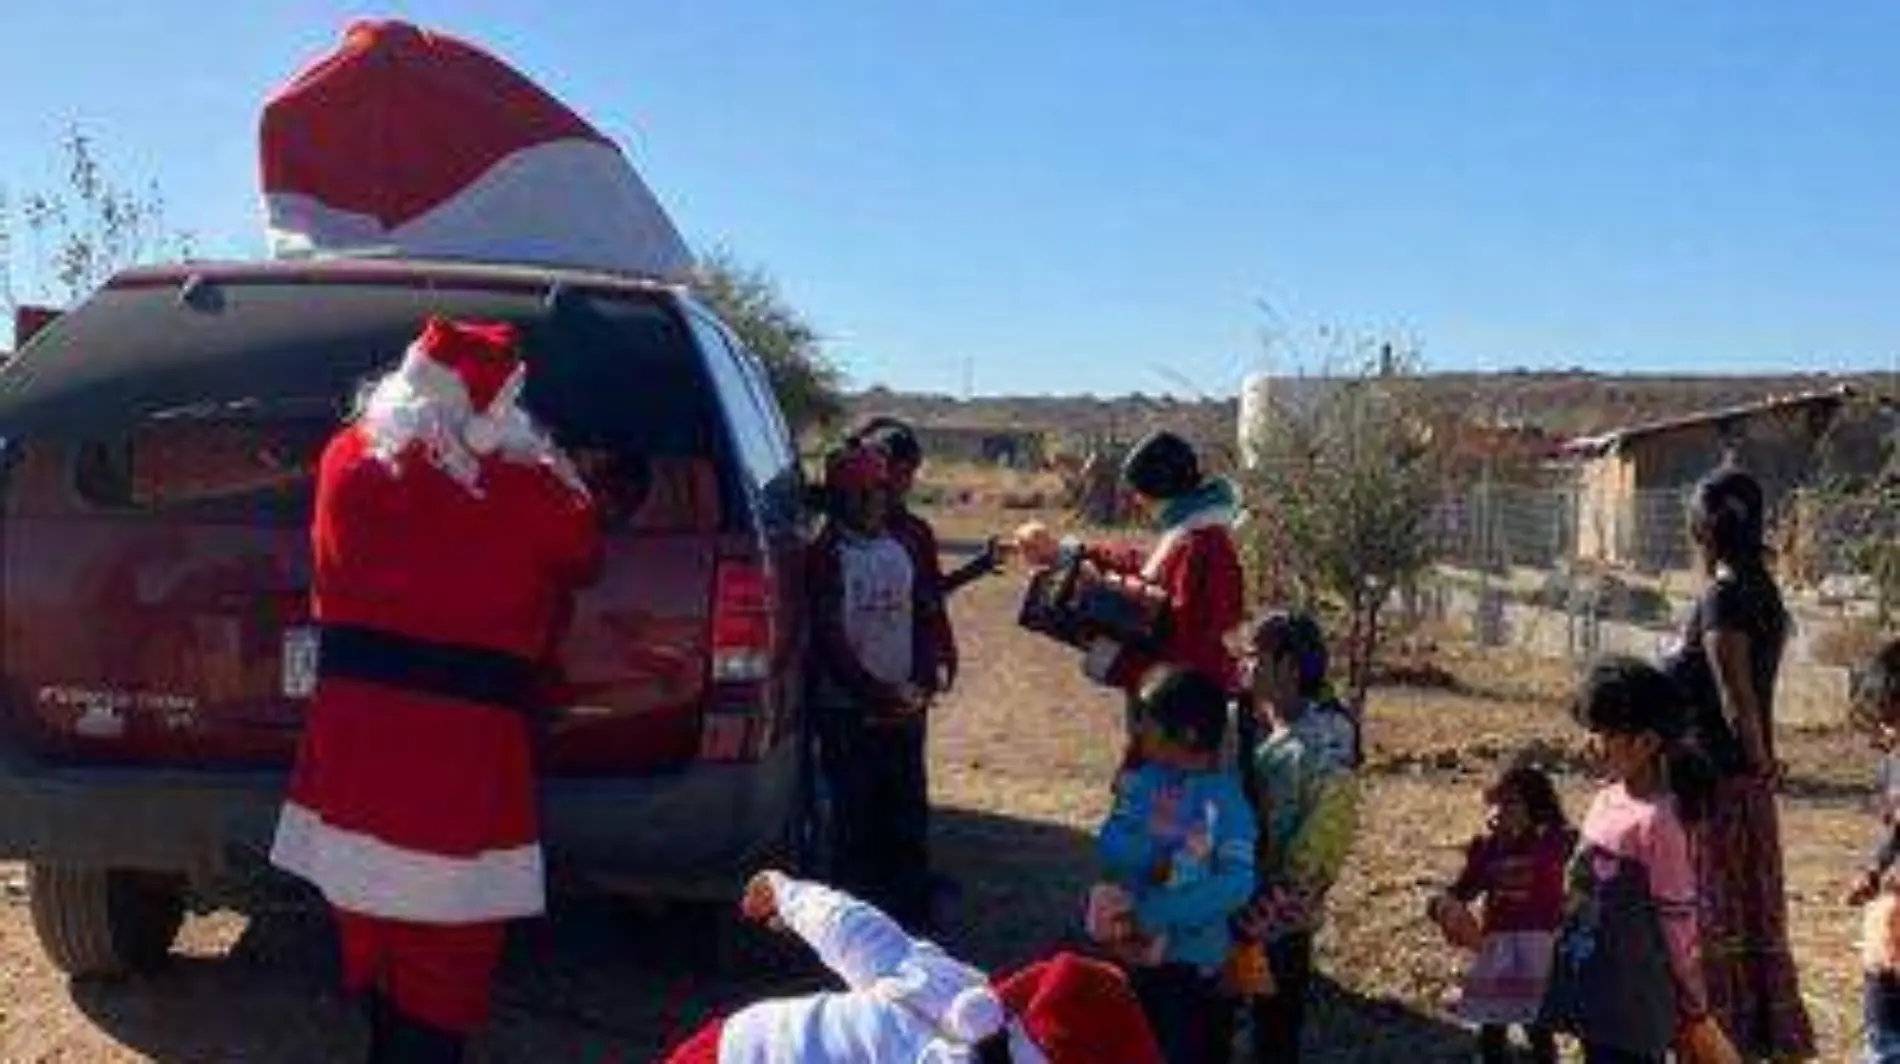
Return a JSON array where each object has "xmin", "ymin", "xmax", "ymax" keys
[
  {"xmin": 981, "ymin": 534, "xmax": 1013, "ymax": 571},
  {"xmin": 1849, "ymin": 869, "xmax": 1885, "ymax": 907},
  {"xmin": 1013, "ymin": 522, "xmax": 1061, "ymax": 568},
  {"xmin": 886, "ymin": 683, "xmax": 929, "ymax": 719},
  {"xmin": 740, "ymin": 870, "xmax": 784, "ymax": 929}
]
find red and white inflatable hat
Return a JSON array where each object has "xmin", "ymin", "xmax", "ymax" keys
[
  {"xmin": 260, "ymin": 20, "xmax": 692, "ymax": 280},
  {"xmin": 995, "ymin": 952, "xmax": 1165, "ymax": 1064}
]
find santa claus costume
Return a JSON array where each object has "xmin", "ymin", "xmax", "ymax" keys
[
  {"xmin": 660, "ymin": 873, "xmax": 1166, "ymax": 1064},
  {"xmin": 269, "ymin": 316, "xmax": 600, "ymax": 1063}
]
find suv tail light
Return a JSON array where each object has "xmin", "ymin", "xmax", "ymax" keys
[
  {"xmin": 701, "ymin": 559, "xmax": 777, "ymax": 762},
  {"xmin": 710, "ymin": 561, "xmax": 773, "ymax": 683}
]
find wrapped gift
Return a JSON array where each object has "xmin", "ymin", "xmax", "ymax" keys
[{"xmin": 1018, "ymin": 551, "xmax": 1170, "ymax": 655}]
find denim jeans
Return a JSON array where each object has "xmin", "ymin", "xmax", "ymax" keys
[{"xmin": 1866, "ymin": 972, "xmax": 1900, "ymax": 1063}]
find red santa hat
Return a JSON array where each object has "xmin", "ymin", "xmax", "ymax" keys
[
  {"xmin": 396, "ymin": 316, "xmax": 527, "ymax": 454},
  {"xmin": 260, "ymin": 19, "xmax": 691, "ymax": 279},
  {"xmin": 995, "ymin": 952, "xmax": 1165, "ymax": 1064}
]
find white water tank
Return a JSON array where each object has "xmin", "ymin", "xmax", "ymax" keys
[{"xmin": 1238, "ymin": 372, "xmax": 1274, "ymax": 470}]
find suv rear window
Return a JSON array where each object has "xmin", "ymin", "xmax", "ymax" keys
[{"xmin": 15, "ymin": 277, "xmax": 735, "ymax": 530}]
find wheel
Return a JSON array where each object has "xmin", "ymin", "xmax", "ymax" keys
[{"xmin": 27, "ymin": 864, "xmax": 186, "ymax": 978}]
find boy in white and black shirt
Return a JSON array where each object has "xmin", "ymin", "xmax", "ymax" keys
[{"xmin": 809, "ymin": 443, "xmax": 934, "ymax": 929}]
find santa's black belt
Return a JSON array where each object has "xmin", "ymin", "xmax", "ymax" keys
[{"xmin": 316, "ymin": 624, "xmax": 540, "ymax": 714}]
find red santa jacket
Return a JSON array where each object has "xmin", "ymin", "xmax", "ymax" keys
[
  {"xmin": 1081, "ymin": 516, "xmax": 1245, "ymax": 696},
  {"xmin": 270, "ymin": 426, "xmax": 599, "ymax": 925}
]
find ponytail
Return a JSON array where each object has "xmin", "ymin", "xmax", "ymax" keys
[{"xmin": 1665, "ymin": 741, "xmax": 1718, "ymax": 825}]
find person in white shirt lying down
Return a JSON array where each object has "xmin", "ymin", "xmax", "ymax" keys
[{"xmin": 659, "ymin": 870, "xmax": 1166, "ymax": 1064}]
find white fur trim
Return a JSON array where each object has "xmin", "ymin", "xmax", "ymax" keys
[
  {"xmin": 396, "ymin": 341, "xmax": 477, "ymax": 412},
  {"xmin": 1141, "ymin": 529, "xmax": 1184, "ymax": 581},
  {"xmin": 463, "ymin": 414, "xmax": 504, "ymax": 455},
  {"xmin": 265, "ymin": 139, "xmax": 693, "ymax": 279},
  {"xmin": 1141, "ymin": 509, "xmax": 1232, "ymax": 581},
  {"xmin": 1082, "ymin": 637, "xmax": 1123, "ymax": 685},
  {"xmin": 942, "ymin": 987, "xmax": 1004, "ymax": 1043},
  {"xmin": 269, "ymin": 802, "xmax": 544, "ymax": 923}
]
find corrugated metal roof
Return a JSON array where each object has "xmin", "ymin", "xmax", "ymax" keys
[{"xmin": 1557, "ymin": 385, "xmax": 1857, "ymax": 459}]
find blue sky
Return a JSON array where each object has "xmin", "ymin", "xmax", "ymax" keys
[{"xmin": 2, "ymin": 2, "xmax": 1895, "ymax": 395}]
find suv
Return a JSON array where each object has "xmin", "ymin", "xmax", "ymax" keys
[{"xmin": 0, "ymin": 258, "xmax": 816, "ymax": 976}]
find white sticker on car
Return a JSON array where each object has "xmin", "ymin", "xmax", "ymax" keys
[{"xmin": 283, "ymin": 627, "xmax": 319, "ymax": 699}]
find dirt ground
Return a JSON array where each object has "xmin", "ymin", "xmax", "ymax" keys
[{"xmin": 0, "ymin": 537, "xmax": 1880, "ymax": 1061}]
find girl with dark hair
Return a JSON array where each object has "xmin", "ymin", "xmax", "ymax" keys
[
  {"xmin": 1663, "ymin": 465, "xmax": 1816, "ymax": 1059},
  {"xmin": 1220, "ymin": 612, "xmax": 1361, "ymax": 1063},
  {"xmin": 1430, "ymin": 765, "xmax": 1574, "ymax": 1063},
  {"xmin": 1542, "ymin": 655, "xmax": 1727, "ymax": 1064}
]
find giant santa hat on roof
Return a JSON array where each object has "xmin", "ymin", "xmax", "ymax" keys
[{"xmin": 260, "ymin": 19, "xmax": 692, "ymax": 279}]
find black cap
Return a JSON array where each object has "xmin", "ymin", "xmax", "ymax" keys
[
  {"xmin": 853, "ymin": 417, "xmax": 922, "ymax": 468},
  {"xmin": 1121, "ymin": 430, "xmax": 1201, "ymax": 500}
]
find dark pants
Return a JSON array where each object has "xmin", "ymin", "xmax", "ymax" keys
[
  {"xmin": 1132, "ymin": 964, "xmax": 1225, "ymax": 1064},
  {"xmin": 366, "ymin": 992, "xmax": 466, "ymax": 1064},
  {"xmin": 820, "ymin": 707, "xmax": 930, "ymax": 929},
  {"xmin": 1867, "ymin": 971, "xmax": 1900, "ymax": 1063},
  {"xmin": 1213, "ymin": 932, "xmax": 1314, "ymax": 1063},
  {"xmin": 1580, "ymin": 1046, "xmax": 1661, "ymax": 1064},
  {"xmin": 1479, "ymin": 1023, "xmax": 1557, "ymax": 1063}
]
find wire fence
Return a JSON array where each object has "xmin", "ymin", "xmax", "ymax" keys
[{"xmin": 1406, "ymin": 482, "xmax": 1887, "ymax": 724}]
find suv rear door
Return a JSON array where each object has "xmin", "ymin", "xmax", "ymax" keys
[{"xmin": 0, "ymin": 270, "xmax": 731, "ymax": 774}]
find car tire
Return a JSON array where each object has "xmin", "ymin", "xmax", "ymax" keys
[{"xmin": 27, "ymin": 864, "xmax": 187, "ymax": 978}]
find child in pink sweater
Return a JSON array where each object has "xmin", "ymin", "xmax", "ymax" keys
[{"xmin": 1542, "ymin": 656, "xmax": 1715, "ymax": 1064}]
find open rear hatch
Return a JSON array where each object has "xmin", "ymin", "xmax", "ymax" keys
[{"xmin": 0, "ymin": 264, "xmax": 732, "ymax": 774}]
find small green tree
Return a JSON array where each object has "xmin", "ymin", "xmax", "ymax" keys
[
  {"xmin": 688, "ymin": 248, "xmax": 844, "ymax": 438},
  {"xmin": 1, "ymin": 127, "xmax": 193, "ymax": 317},
  {"xmin": 1240, "ymin": 342, "xmax": 1440, "ymax": 711}
]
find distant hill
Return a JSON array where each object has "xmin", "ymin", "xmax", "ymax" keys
[{"xmin": 847, "ymin": 371, "xmax": 1896, "ymax": 451}]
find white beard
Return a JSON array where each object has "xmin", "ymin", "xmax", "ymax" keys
[{"xmin": 354, "ymin": 346, "xmax": 590, "ymax": 501}]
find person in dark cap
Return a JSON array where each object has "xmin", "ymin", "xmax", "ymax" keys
[
  {"xmin": 1016, "ymin": 430, "xmax": 1246, "ymax": 760},
  {"xmin": 850, "ymin": 417, "xmax": 1004, "ymax": 697}
]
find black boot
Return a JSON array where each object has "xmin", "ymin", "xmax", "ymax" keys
[
  {"xmin": 375, "ymin": 1001, "xmax": 467, "ymax": 1064},
  {"xmin": 365, "ymin": 993, "xmax": 395, "ymax": 1064}
]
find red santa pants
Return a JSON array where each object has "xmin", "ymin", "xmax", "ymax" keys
[
  {"xmin": 333, "ymin": 908, "xmax": 508, "ymax": 1034},
  {"xmin": 660, "ymin": 1018, "xmax": 725, "ymax": 1064}
]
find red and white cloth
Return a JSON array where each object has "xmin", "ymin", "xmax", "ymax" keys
[
  {"xmin": 261, "ymin": 19, "xmax": 691, "ymax": 279},
  {"xmin": 269, "ymin": 318, "xmax": 600, "ymax": 926},
  {"xmin": 661, "ymin": 875, "xmax": 1166, "ymax": 1064}
]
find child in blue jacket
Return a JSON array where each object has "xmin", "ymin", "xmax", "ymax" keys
[{"xmin": 1093, "ymin": 666, "xmax": 1258, "ymax": 1064}]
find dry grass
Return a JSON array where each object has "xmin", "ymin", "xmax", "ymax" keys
[{"xmin": 0, "ymin": 516, "xmax": 1883, "ymax": 1061}]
